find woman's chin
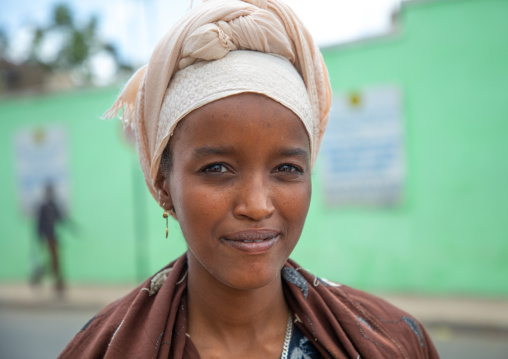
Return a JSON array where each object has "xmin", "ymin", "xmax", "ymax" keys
[{"xmin": 216, "ymin": 267, "xmax": 282, "ymax": 291}]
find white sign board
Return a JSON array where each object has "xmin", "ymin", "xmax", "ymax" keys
[
  {"xmin": 320, "ymin": 87, "xmax": 405, "ymax": 206},
  {"xmin": 13, "ymin": 126, "xmax": 70, "ymax": 215}
]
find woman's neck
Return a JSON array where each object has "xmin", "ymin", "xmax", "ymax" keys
[{"xmin": 186, "ymin": 255, "xmax": 289, "ymax": 358}]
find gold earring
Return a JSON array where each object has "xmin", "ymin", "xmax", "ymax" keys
[{"xmin": 162, "ymin": 203, "xmax": 169, "ymax": 238}]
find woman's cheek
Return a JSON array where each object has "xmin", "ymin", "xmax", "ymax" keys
[
  {"xmin": 181, "ymin": 186, "xmax": 225, "ymax": 221},
  {"xmin": 280, "ymin": 182, "xmax": 311, "ymax": 214}
]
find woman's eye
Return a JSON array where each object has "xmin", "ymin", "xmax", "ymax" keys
[
  {"xmin": 202, "ymin": 163, "xmax": 228, "ymax": 173},
  {"xmin": 276, "ymin": 164, "xmax": 302, "ymax": 173}
]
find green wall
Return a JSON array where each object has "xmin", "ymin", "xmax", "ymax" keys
[
  {"xmin": 310, "ymin": 0, "xmax": 508, "ymax": 295},
  {"xmin": 1, "ymin": 0, "xmax": 507, "ymax": 296},
  {"xmin": 0, "ymin": 87, "xmax": 188, "ymax": 284}
]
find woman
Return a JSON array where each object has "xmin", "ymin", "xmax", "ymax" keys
[{"xmin": 61, "ymin": 0, "xmax": 439, "ymax": 358}]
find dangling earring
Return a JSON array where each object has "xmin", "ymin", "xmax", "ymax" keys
[{"xmin": 162, "ymin": 203, "xmax": 169, "ymax": 238}]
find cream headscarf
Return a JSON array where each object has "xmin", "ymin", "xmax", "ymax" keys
[{"xmin": 104, "ymin": 0, "xmax": 332, "ymax": 200}]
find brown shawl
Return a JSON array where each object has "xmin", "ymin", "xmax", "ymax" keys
[{"xmin": 59, "ymin": 254, "xmax": 439, "ymax": 358}]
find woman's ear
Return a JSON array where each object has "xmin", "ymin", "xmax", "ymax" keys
[{"xmin": 155, "ymin": 171, "xmax": 174, "ymax": 213}]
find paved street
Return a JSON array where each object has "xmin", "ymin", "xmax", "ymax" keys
[
  {"xmin": 427, "ymin": 326, "xmax": 508, "ymax": 359},
  {"xmin": 1, "ymin": 306, "xmax": 508, "ymax": 359},
  {"xmin": 0, "ymin": 307, "xmax": 95, "ymax": 359}
]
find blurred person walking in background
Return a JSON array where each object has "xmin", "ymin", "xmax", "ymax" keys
[{"xmin": 32, "ymin": 182, "xmax": 65, "ymax": 296}]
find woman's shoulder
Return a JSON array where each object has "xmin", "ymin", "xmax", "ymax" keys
[
  {"xmin": 58, "ymin": 255, "xmax": 188, "ymax": 358},
  {"xmin": 337, "ymin": 284, "xmax": 414, "ymax": 321},
  {"xmin": 336, "ymin": 285, "xmax": 439, "ymax": 357},
  {"xmin": 58, "ymin": 278, "xmax": 153, "ymax": 358},
  {"xmin": 284, "ymin": 259, "xmax": 419, "ymax": 322},
  {"xmin": 283, "ymin": 260, "xmax": 440, "ymax": 358}
]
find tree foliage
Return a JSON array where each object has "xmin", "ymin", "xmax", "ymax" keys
[
  {"xmin": 28, "ymin": 3, "xmax": 129, "ymax": 83},
  {"xmin": 0, "ymin": 28, "xmax": 8, "ymax": 59}
]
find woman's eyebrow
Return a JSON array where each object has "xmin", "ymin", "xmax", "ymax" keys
[
  {"xmin": 192, "ymin": 146, "xmax": 309, "ymax": 160},
  {"xmin": 279, "ymin": 147, "xmax": 309, "ymax": 161},
  {"xmin": 192, "ymin": 146, "xmax": 235, "ymax": 158}
]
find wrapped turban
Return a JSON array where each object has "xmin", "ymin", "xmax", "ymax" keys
[{"xmin": 104, "ymin": 0, "xmax": 332, "ymax": 200}]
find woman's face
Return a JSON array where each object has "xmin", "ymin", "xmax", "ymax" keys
[{"xmin": 161, "ymin": 93, "xmax": 311, "ymax": 290}]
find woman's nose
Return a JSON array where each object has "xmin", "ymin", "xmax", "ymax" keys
[{"xmin": 233, "ymin": 174, "xmax": 275, "ymax": 221}]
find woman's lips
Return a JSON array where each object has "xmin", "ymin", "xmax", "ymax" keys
[{"xmin": 221, "ymin": 229, "xmax": 280, "ymax": 253}]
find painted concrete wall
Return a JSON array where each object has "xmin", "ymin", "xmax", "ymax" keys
[
  {"xmin": 316, "ymin": 0, "xmax": 508, "ymax": 295},
  {"xmin": 1, "ymin": 0, "xmax": 506, "ymax": 295},
  {"xmin": 0, "ymin": 87, "xmax": 188, "ymax": 284}
]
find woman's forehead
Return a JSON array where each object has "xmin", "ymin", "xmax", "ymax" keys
[{"xmin": 171, "ymin": 93, "xmax": 311, "ymax": 155}]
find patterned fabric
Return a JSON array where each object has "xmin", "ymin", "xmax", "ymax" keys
[
  {"xmin": 282, "ymin": 267, "xmax": 309, "ymax": 299},
  {"xmin": 288, "ymin": 325, "xmax": 320, "ymax": 359},
  {"xmin": 59, "ymin": 254, "xmax": 440, "ymax": 359}
]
